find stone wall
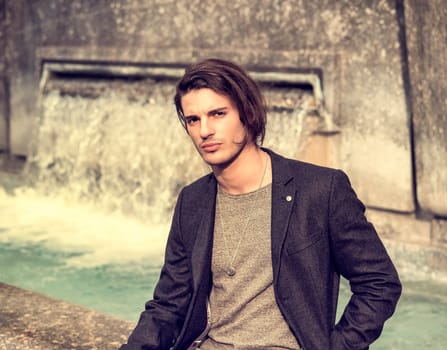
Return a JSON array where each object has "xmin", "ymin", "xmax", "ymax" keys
[
  {"xmin": 405, "ymin": 0, "xmax": 447, "ymax": 217},
  {"xmin": 1, "ymin": 1, "xmax": 446, "ymax": 225},
  {"xmin": 0, "ymin": 0, "xmax": 8, "ymax": 151}
]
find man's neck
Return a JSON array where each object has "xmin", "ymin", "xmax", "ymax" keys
[{"xmin": 213, "ymin": 145, "xmax": 271, "ymax": 195}]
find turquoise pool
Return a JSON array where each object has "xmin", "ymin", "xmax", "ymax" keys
[
  {"xmin": 1, "ymin": 182, "xmax": 447, "ymax": 349},
  {"xmin": 2, "ymin": 241, "xmax": 447, "ymax": 349}
]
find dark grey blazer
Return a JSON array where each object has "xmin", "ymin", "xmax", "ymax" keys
[{"xmin": 121, "ymin": 148, "xmax": 402, "ymax": 350}]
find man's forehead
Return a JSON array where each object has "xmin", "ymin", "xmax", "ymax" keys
[{"xmin": 181, "ymin": 88, "xmax": 234, "ymax": 112}]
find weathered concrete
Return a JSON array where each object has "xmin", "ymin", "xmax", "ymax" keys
[
  {"xmin": 404, "ymin": 0, "xmax": 447, "ymax": 217},
  {"xmin": 367, "ymin": 208, "xmax": 447, "ymax": 283},
  {"xmin": 432, "ymin": 219, "xmax": 447, "ymax": 250},
  {"xmin": 3, "ymin": 0, "xmax": 415, "ymax": 214},
  {"xmin": 0, "ymin": 282, "xmax": 134, "ymax": 350},
  {"xmin": 0, "ymin": 0, "xmax": 8, "ymax": 151},
  {"xmin": 0, "ymin": 78, "xmax": 7, "ymax": 150},
  {"xmin": 366, "ymin": 208, "xmax": 431, "ymax": 246}
]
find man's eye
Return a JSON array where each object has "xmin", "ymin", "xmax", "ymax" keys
[
  {"xmin": 212, "ymin": 111, "xmax": 225, "ymax": 117},
  {"xmin": 185, "ymin": 117, "xmax": 199, "ymax": 125}
]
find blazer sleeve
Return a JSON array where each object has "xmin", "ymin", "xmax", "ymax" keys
[
  {"xmin": 120, "ymin": 190, "xmax": 193, "ymax": 350},
  {"xmin": 328, "ymin": 170, "xmax": 402, "ymax": 349}
]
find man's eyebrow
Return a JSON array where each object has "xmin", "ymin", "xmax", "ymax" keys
[
  {"xmin": 207, "ymin": 106, "xmax": 228, "ymax": 115},
  {"xmin": 183, "ymin": 106, "xmax": 228, "ymax": 119}
]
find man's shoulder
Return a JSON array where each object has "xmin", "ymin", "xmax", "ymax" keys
[
  {"xmin": 175, "ymin": 173, "xmax": 216, "ymax": 215},
  {"xmin": 268, "ymin": 148, "xmax": 341, "ymax": 179},
  {"xmin": 180, "ymin": 172, "xmax": 216, "ymax": 199},
  {"xmin": 185, "ymin": 172, "xmax": 214, "ymax": 189},
  {"xmin": 286, "ymin": 156, "xmax": 336, "ymax": 173}
]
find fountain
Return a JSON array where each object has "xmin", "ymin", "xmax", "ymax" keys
[
  {"xmin": 0, "ymin": 60, "xmax": 446, "ymax": 350},
  {"xmin": 1, "ymin": 1, "xmax": 447, "ymax": 349}
]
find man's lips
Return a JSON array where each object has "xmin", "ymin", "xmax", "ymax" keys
[{"xmin": 200, "ymin": 142, "xmax": 221, "ymax": 152}]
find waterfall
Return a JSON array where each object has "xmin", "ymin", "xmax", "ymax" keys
[{"xmin": 26, "ymin": 75, "xmax": 316, "ymax": 226}]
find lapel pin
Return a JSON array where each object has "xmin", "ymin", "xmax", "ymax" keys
[{"xmin": 286, "ymin": 195, "xmax": 292, "ymax": 202}]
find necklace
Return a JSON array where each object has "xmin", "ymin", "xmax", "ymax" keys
[{"xmin": 217, "ymin": 153, "xmax": 269, "ymax": 276}]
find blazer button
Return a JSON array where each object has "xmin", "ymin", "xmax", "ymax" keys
[{"xmin": 286, "ymin": 195, "xmax": 292, "ymax": 202}]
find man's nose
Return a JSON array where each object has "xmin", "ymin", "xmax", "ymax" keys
[{"xmin": 200, "ymin": 118, "xmax": 215, "ymax": 139}]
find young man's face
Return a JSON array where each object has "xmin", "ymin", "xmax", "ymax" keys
[{"xmin": 180, "ymin": 88, "xmax": 250, "ymax": 168}]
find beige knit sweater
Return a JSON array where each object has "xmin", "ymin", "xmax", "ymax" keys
[{"xmin": 200, "ymin": 184, "xmax": 300, "ymax": 350}]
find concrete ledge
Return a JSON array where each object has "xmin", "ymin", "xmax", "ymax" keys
[
  {"xmin": 366, "ymin": 208, "xmax": 447, "ymax": 283},
  {"xmin": 0, "ymin": 282, "xmax": 134, "ymax": 350}
]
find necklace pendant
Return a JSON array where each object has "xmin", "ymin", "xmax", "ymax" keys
[{"xmin": 227, "ymin": 266, "xmax": 236, "ymax": 276}]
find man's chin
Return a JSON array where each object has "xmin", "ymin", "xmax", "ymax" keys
[
  {"xmin": 199, "ymin": 152, "xmax": 226, "ymax": 167},
  {"xmin": 201, "ymin": 155, "xmax": 222, "ymax": 167}
]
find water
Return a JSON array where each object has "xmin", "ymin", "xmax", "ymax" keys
[
  {"xmin": 29, "ymin": 87, "xmax": 209, "ymax": 224},
  {"xmin": 371, "ymin": 284, "xmax": 447, "ymax": 349},
  {"xmin": 1, "ymin": 83, "xmax": 446, "ymax": 348},
  {"xmin": 348, "ymin": 273, "xmax": 447, "ymax": 348},
  {"xmin": 0, "ymin": 242, "xmax": 159, "ymax": 321},
  {"xmin": 28, "ymin": 79, "xmax": 314, "ymax": 223},
  {"xmin": 2, "ymin": 180, "xmax": 447, "ymax": 349},
  {"xmin": 0, "ymin": 185, "xmax": 167, "ymax": 320}
]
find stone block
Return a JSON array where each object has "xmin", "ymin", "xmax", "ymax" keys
[
  {"xmin": 8, "ymin": 74, "xmax": 38, "ymax": 156},
  {"xmin": 0, "ymin": 282, "xmax": 134, "ymax": 349},
  {"xmin": 384, "ymin": 239, "xmax": 447, "ymax": 284},
  {"xmin": 366, "ymin": 209, "xmax": 447, "ymax": 283},
  {"xmin": 366, "ymin": 208, "xmax": 431, "ymax": 246},
  {"xmin": 0, "ymin": 78, "xmax": 7, "ymax": 151},
  {"xmin": 10, "ymin": 114, "xmax": 35, "ymax": 156},
  {"xmin": 432, "ymin": 219, "xmax": 447, "ymax": 249},
  {"xmin": 343, "ymin": 132, "xmax": 414, "ymax": 213},
  {"xmin": 405, "ymin": 0, "xmax": 447, "ymax": 217}
]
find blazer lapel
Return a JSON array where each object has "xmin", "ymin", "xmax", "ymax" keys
[
  {"xmin": 265, "ymin": 149, "xmax": 297, "ymax": 283},
  {"xmin": 174, "ymin": 176, "xmax": 216, "ymax": 350},
  {"xmin": 190, "ymin": 176, "xmax": 217, "ymax": 290}
]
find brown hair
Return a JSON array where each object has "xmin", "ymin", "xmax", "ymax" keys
[{"xmin": 174, "ymin": 58, "xmax": 267, "ymax": 145}]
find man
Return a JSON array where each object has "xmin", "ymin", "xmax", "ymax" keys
[{"xmin": 120, "ymin": 58, "xmax": 401, "ymax": 350}]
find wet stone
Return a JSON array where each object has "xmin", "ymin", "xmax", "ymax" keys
[{"xmin": 0, "ymin": 282, "xmax": 134, "ymax": 350}]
